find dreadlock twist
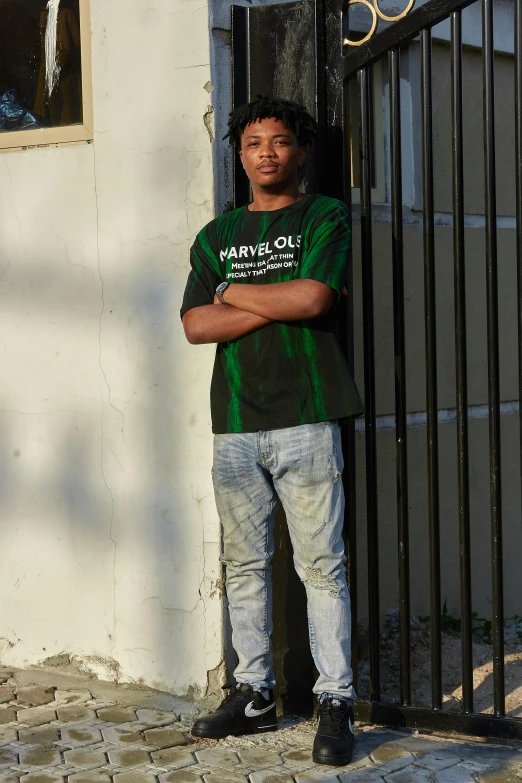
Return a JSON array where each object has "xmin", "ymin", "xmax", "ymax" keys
[{"xmin": 224, "ymin": 95, "xmax": 317, "ymax": 148}]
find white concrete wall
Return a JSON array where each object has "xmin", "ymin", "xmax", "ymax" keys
[{"xmin": 0, "ymin": 0, "xmax": 222, "ymax": 696}]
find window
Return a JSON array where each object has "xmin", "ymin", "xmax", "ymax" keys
[{"xmin": 0, "ymin": 0, "xmax": 92, "ymax": 151}]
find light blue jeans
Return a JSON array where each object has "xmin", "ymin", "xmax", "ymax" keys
[{"xmin": 212, "ymin": 421, "xmax": 356, "ymax": 702}]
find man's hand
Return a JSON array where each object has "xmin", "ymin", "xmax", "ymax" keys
[
  {"xmin": 183, "ymin": 280, "xmax": 344, "ymax": 345},
  {"xmin": 222, "ymin": 279, "xmax": 337, "ymax": 321},
  {"xmin": 183, "ymin": 302, "xmax": 271, "ymax": 345}
]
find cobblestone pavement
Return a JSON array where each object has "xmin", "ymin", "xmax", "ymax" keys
[{"xmin": 1, "ymin": 668, "xmax": 522, "ymax": 783}]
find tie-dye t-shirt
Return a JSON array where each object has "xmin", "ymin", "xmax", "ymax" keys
[{"xmin": 180, "ymin": 194, "xmax": 364, "ymax": 434}]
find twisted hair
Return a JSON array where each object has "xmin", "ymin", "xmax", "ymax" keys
[{"xmin": 224, "ymin": 95, "xmax": 316, "ymax": 148}]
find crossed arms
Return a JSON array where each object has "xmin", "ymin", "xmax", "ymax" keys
[{"xmin": 182, "ymin": 280, "xmax": 337, "ymax": 345}]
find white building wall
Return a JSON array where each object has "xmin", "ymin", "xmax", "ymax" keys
[{"xmin": 0, "ymin": 0, "xmax": 222, "ymax": 696}]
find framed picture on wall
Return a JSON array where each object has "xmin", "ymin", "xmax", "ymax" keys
[{"xmin": 0, "ymin": 0, "xmax": 93, "ymax": 151}]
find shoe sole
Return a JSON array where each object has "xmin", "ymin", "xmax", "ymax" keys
[
  {"xmin": 312, "ymin": 751, "xmax": 353, "ymax": 767},
  {"xmin": 192, "ymin": 723, "xmax": 278, "ymax": 739}
]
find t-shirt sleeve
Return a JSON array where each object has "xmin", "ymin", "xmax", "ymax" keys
[
  {"xmin": 180, "ymin": 227, "xmax": 223, "ymax": 319},
  {"xmin": 299, "ymin": 200, "xmax": 351, "ymax": 297}
]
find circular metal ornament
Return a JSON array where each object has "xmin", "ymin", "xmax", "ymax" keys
[
  {"xmin": 343, "ymin": 0, "xmax": 378, "ymax": 47},
  {"xmin": 372, "ymin": 0, "xmax": 415, "ymax": 23}
]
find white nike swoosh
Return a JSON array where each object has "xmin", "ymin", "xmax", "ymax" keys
[
  {"xmin": 349, "ymin": 718, "xmax": 354, "ymax": 734},
  {"xmin": 244, "ymin": 700, "xmax": 274, "ymax": 718}
]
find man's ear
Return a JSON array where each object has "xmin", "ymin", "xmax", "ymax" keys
[
  {"xmin": 297, "ymin": 146, "xmax": 308, "ymax": 166},
  {"xmin": 239, "ymin": 148, "xmax": 245, "ymax": 169}
]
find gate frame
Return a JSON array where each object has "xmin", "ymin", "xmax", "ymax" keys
[{"xmin": 345, "ymin": 0, "xmax": 522, "ymax": 741}]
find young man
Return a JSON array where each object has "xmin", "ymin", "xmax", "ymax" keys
[{"xmin": 181, "ymin": 96, "xmax": 363, "ymax": 767}]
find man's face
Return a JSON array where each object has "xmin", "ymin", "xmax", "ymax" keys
[{"xmin": 239, "ymin": 117, "xmax": 307, "ymax": 191}]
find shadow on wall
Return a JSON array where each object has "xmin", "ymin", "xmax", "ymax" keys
[{"xmin": 0, "ymin": 140, "xmax": 217, "ymax": 695}]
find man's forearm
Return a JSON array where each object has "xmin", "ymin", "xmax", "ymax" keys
[
  {"xmin": 222, "ymin": 279, "xmax": 336, "ymax": 321},
  {"xmin": 183, "ymin": 303, "xmax": 271, "ymax": 345}
]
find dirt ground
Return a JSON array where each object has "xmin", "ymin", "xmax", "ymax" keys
[{"xmin": 356, "ymin": 617, "xmax": 522, "ymax": 715}]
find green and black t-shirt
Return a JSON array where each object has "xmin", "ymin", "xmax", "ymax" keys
[{"xmin": 180, "ymin": 194, "xmax": 364, "ymax": 434}]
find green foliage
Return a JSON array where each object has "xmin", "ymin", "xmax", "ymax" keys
[
  {"xmin": 441, "ymin": 600, "xmax": 460, "ymax": 632},
  {"xmin": 471, "ymin": 612, "xmax": 492, "ymax": 644},
  {"xmin": 417, "ymin": 602, "xmax": 522, "ymax": 644}
]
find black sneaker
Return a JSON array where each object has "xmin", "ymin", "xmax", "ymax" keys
[
  {"xmin": 313, "ymin": 696, "xmax": 355, "ymax": 766},
  {"xmin": 191, "ymin": 683, "xmax": 277, "ymax": 739}
]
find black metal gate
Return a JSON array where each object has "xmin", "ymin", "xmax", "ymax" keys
[{"xmin": 232, "ymin": 0, "xmax": 522, "ymax": 741}]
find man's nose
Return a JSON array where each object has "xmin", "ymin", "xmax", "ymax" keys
[{"xmin": 259, "ymin": 144, "xmax": 276, "ymax": 157}]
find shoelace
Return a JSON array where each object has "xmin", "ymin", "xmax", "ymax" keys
[
  {"xmin": 318, "ymin": 701, "xmax": 349, "ymax": 735},
  {"xmin": 219, "ymin": 685, "xmax": 252, "ymax": 710}
]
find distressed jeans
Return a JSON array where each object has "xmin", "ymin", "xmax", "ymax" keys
[{"xmin": 212, "ymin": 421, "xmax": 356, "ymax": 702}]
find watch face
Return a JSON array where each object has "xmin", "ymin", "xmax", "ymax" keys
[{"xmin": 217, "ymin": 282, "xmax": 228, "ymax": 293}]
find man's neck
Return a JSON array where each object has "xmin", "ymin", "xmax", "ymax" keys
[{"xmin": 249, "ymin": 186, "xmax": 301, "ymax": 212}]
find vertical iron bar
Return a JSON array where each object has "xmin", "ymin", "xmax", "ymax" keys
[
  {"xmin": 342, "ymin": 75, "xmax": 359, "ymax": 695},
  {"xmin": 516, "ymin": 0, "xmax": 522, "ymax": 532},
  {"xmin": 451, "ymin": 9, "xmax": 474, "ymax": 715},
  {"xmin": 359, "ymin": 65, "xmax": 381, "ymax": 703},
  {"xmin": 482, "ymin": 0, "xmax": 505, "ymax": 717},
  {"xmin": 231, "ymin": 5, "xmax": 250, "ymax": 208},
  {"xmin": 389, "ymin": 47, "xmax": 411, "ymax": 707},
  {"xmin": 420, "ymin": 28, "xmax": 442, "ymax": 712}
]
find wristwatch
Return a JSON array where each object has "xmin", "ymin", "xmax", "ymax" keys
[{"xmin": 216, "ymin": 281, "xmax": 230, "ymax": 304}]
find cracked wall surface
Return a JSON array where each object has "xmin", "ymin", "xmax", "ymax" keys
[{"xmin": 0, "ymin": 0, "xmax": 222, "ymax": 696}]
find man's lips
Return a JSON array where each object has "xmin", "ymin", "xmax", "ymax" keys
[{"xmin": 257, "ymin": 163, "xmax": 279, "ymax": 172}]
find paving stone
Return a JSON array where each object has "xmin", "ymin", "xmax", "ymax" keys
[
  {"xmin": 150, "ymin": 748, "xmax": 196, "ymax": 769},
  {"xmin": 135, "ymin": 711, "xmax": 177, "ymax": 727},
  {"xmin": 0, "ymin": 727, "xmax": 17, "ymax": 745},
  {"xmin": 16, "ymin": 709, "xmax": 57, "ymax": 727},
  {"xmin": 0, "ymin": 711, "xmax": 17, "ymax": 725},
  {"xmin": 159, "ymin": 771, "xmax": 203, "ymax": 783},
  {"xmin": 19, "ymin": 774, "xmax": 65, "ymax": 783},
  {"xmin": 451, "ymin": 744, "xmax": 518, "ymax": 767},
  {"xmin": 142, "ymin": 728, "xmax": 188, "ymax": 748},
  {"xmin": 346, "ymin": 755, "xmax": 377, "ymax": 771},
  {"xmin": 107, "ymin": 750, "xmax": 151, "ymax": 768},
  {"xmin": 53, "ymin": 692, "xmax": 92, "ymax": 706},
  {"xmin": 249, "ymin": 771, "xmax": 295, "ymax": 783},
  {"xmin": 388, "ymin": 768, "xmax": 434, "ymax": 783},
  {"xmin": 18, "ymin": 727, "xmax": 60, "ymax": 745},
  {"xmin": 55, "ymin": 707, "xmax": 96, "ymax": 723},
  {"xmin": 100, "ymin": 725, "xmax": 148, "ymax": 745},
  {"xmin": 202, "ymin": 773, "xmax": 249, "ymax": 783},
  {"xmin": 16, "ymin": 689, "xmax": 55, "ymax": 708},
  {"xmin": 435, "ymin": 767, "xmax": 476, "ymax": 783},
  {"xmin": 0, "ymin": 688, "xmax": 15, "ymax": 705},
  {"xmin": 338, "ymin": 770, "xmax": 384, "ymax": 783},
  {"xmin": 478, "ymin": 771, "xmax": 522, "ymax": 783},
  {"xmin": 112, "ymin": 774, "xmax": 158, "ymax": 783},
  {"xmin": 62, "ymin": 749, "xmax": 107, "ymax": 770},
  {"xmin": 352, "ymin": 731, "xmax": 411, "ymax": 759},
  {"xmin": 18, "ymin": 748, "xmax": 61, "ymax": 768},
  {"xmin": 67, "ymin": 774, "xmax": 112, "ymax": 783},
  {"xmin": 459, "ymin": 760, "xmax": 492, "ymax": 772},
  {"xmin": 60, "ymin": 726, "xmax": 103, "ymax": 745},
  {"xmin": 236, "ymin": 750, "xmax": 282, "ymax": 768},
  {"xmin": 0, "ymin": 748, "xmax": 18, "ymax": 768},
  {"xmin": 280, "ymin": 749, "xmax": 314, "ymax": 770},
  {"xmin": 96, "ymin": 709, "xmax": 137, "ymax": 725},
  {"xmin": 294, "ymin": 769, "xmax": 340, "ymax": 782},
  {"xmin": 370, "ymin": 744, "xmax": 414, "ymax": 766},
  {"xmin": 400, "ymin": 736, "xmax": 460, "ymax": 755},
  {"xmin": 194, "ymin": 749, "xmax": 240, "ymax": 769},
  {"xmin": 415, "ymin": 752, "xmax": 462, "ymax": 772}
]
